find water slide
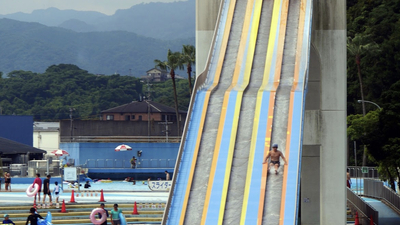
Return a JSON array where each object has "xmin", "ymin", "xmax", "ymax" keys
[{"xmin": 163, "ymin": 0, "xmax": 312, "ymax": 224}]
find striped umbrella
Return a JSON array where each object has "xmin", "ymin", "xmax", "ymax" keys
[
  {"xmin": 50, "ymin": 149, "xmax": 69, "ymax": 156},
  {"xmin": 115, "ymin": 144, "xmax": 132, "ymax": 151}
]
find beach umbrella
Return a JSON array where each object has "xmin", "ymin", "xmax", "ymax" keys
[
  {"xmin": 115, "ymin": 144, "xmax": 132, "ymax": 151},
  {"xmin": 50, "ymin": 149, "xmax": 69, "ymax": 156}
]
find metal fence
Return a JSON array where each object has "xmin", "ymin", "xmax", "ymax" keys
[
  {"xmin": 364, "ymin": 178, "xmax": 400, "ymax": 214},
  {"xmin": 82, "ymin": 158, "xmax": 176, "ymax": 169},
  {"xmin": 28, "ymin": 160, "xmax": 61, "ymax": 177},
  {"xmin": 348, "ymin": 166, "xmax": 379, "ymax": 179},
  {"xmin": 347, "ymin": 187, "xmax": 379, "ymax": 225}
]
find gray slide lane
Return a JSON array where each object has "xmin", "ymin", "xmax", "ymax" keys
[
  {"xmin": 183, "ymin": 0, "xmax": 249, "ymax": 223},
  {"xmin": 223, "ymin": 0, "xmax": 274, "ymax": 224},
  {"xmin": 263, "ymin": 1, "xmax": 301, "ymax": 224}
]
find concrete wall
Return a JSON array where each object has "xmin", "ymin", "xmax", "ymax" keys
[
  {"xmin": 59, "ymin": 142, "xmax": 179, "ymax": 169},
  {"xmin": 33, "ymin": 131, "xmax": 59, "ymax": 153},
  {"xmin": 196, "ymin": 0, "xmax": 222, "ymax": 75},
  {"xmin": 301, "ymin": 1, "xmax": 347, "ymax": 224}
]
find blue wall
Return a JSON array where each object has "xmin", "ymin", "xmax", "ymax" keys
[
  {"xmin": 0, "ymin": 115, "xmax": 33, "ymax": 146},
  {"xmin": 60, "ymin": 142, "xmax": 179, "ymax": 169}
]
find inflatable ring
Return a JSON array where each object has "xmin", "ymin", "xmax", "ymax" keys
[
  {"xmin": 90, "ymin": 208, "xmax": 107, "ymax": 225},
  {"xmin": 26, "ymin": 183, "xmax": 39, "ymax": 197}
]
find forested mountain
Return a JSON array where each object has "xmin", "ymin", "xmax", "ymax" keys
[
  {"xmin": 0, "ymin": 0, "xmax": 195, "ymax": 40},
  {"xmin": 0, "ymin": 7, "xmax": 106, "ymax": 27},
  {"xmin": 0, "ymin": 64, "xmax": 191, "ymax": 121},
  {"xmin": 0, "ymin": 18, "xmax": 194, "ymax": 76}
]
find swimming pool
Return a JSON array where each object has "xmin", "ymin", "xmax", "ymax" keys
[{"xmin": 7, "ymin": 181, "xmax": 152, "ymax": 191}]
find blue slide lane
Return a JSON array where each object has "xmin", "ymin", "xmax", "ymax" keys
[
  {"xmin": 166, "ymin": 0, "xmax": 232, "ymax": 223},
  {"xmin": 283, "ymin": 91, "xmax": 303, "ymax": 224},
  {"xmin": 167, "ymin": 91, "xmax": 205, "ymax": 223},
  {"xmin": 205, "ymin": 91, "xmax": 238, "ymax": 224},
  {"xmin": 244, "ymin": 91, "xmax": 272, "ymax": 224},
  {"xmin": 282, "ymin": 0, "xmax": 312, "ymax": 223}
]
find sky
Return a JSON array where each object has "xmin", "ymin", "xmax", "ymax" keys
[{"xmin": 0, "ymin": 0, "xmax": 184, "ymax": 15}]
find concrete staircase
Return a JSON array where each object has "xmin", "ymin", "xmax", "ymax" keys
[{"xmin": 1, "ymin": 203, "xmax": 164, "ymax": 224}]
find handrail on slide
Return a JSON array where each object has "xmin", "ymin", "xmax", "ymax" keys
[{"xmin": 162, "ymin": 0, "xmax": 235, "ymax": 224}]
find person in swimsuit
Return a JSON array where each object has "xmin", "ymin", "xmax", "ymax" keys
[
  {"xmin": 5, "ymin": 173, "xmax": 11, "ymax": 191},
  {"xmin": 165, "ymin": 171, "xmax": 170, "ymax": 181},
  {"xmin": 53, "ymin": 181, "xmax": 61, "ymax": 203},
  {"xmin": 262, "ymin": 143, "xmax": 288, "ymax": 174},
  {"xmin": 25, "ymin": 208, "xmax": 43, "ymax": 225},
  {"xmin": 42, "ymin": 175, "xmax": 52, "ymax": 205}
]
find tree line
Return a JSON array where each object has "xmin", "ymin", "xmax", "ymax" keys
[
  {"xmin": 347, "ymin": 0, "xmax": 400, "ymax": 191},
  {"xmin": 0, "ymin": 43, "xmax": 195, "ymax": 121}
]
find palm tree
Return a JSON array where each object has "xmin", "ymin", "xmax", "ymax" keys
[
  {"xmin": 181, "ymin": 45, "xmax": 195, "ymax": 95},
  {"xmin": 154, "ymin": 49, "xmax": 184, "ymax": 136},
  {"xmin": 347, "ymin": 34, "xmax": 380, "ymax": 166}
]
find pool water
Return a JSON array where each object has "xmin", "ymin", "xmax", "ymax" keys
[{"xmin": 8, "ymin": 181, "xmax": 151, "ymax": 191}]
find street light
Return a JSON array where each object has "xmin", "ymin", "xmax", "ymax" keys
[
  {"xmin": 356, "ymin": 99, "xmax": 381, "ymax": 172},
  {"xmin": 357, "ymin": 100, "xmax": 381, "ymax": 110}
]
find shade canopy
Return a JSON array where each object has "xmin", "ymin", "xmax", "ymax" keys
[
  {"xmin": 0, "ymin": 137, "xmax": 46, "ymax": 155},
  {"xmin": 115, "ymin": 144, "xmax": 132, "ymax": 151}
]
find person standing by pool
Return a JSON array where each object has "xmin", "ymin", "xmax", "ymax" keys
[
  {"xmin": 25, "ymin": 207, "xmax": 43, "ymax": 225},
  {"xmin": 42, "ymin": 175, "xmax": 52, "ymax": 206},
  {"xmin": 130, "ymin": 156, "xmax": 136, "ymax": 169},
  {"xmin": 4, "ymin": 172, "xmax": 11, "ymax": 191},
  {"xmin": 110, "ymin": 204, "xmax": 122, "ymax": 225},
  {"xmin": 32, "ymin": 173, "xmax": 42, "ymax": 203},
  {"xmin": 98, "ymin": 203, "xmax": 109, "ymax": 225},
  {"xmin": 53, "ymin": 181, "xmax": 61, "ymax": 204},
  {"xmin": 165, "ymin": 171, "xmax": 170, "ymax": 181}
]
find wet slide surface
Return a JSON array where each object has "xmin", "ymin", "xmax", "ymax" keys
[{"xmin": 164, "ymin": 0, "xmax": 313, "ymax": 224}]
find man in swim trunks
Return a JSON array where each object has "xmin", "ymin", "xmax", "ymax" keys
[
  {"xmin": 42, "ymin": 175, "xmax": 52, "ymax": 206},
  {"xmin": 262, "ymin": 144, "xmax": 288, "ymax": 174}
]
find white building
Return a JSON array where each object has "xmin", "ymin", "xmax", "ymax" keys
[{"xmin": 33, "ymin": 122, "xmax": 60, "ymax": 154}]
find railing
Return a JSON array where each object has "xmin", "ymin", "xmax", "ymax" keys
[
  {"xmin": 82, "ymin": 158, "xmax": 176, "ymax": 168},
  {"xmin": 348, "ymin": 166, "xmax": 379, "ymax": 179},
  {"xmin": 347, "ymin": 187, "xmax": 379, "ymax": 225},
  {"xmin": 364, "ymin": 178, "xmax": 400, "ymax": 213}
]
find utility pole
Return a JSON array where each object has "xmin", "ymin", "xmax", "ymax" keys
[
  {"xmin": 159, "ymin": 116, "xmax": 173, "ymax": 142},
  {"xmin": 69, "ymin": 108, "xmax": 75, "ymax": 142},
  {"xmin": 144, "ymin": 78, "xmax": 153, "ymax": 143}
]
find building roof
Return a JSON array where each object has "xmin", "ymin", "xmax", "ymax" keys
[
  {"xmin": 33, "ymin": 122, "xmax": 60, "ymax": 132},
  {"xmin": 101, "ymin": 101, "xmax": 186, "ymax": 114},
  {"xmin": 0, "ymin": 137, "xmax": 46, "ymax": 154}
]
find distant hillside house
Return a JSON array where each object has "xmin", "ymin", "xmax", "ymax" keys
[
  {"xmin": 140, "ymin": 68, "xmax": 186, "ymax": 83},
  {"xmin": 101, "ymin": 100, "xmax": 187, "ymax": 123},
  {"xmin": 141, "ymin": 68, "xmax": 168, "ymax": 82}
]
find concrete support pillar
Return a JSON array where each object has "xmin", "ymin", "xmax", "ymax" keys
[
  {"xmin": 303, "ymin": 1, "xmax": 347, "ymax": 224},
  {"xmin": 196, "ymin": 0, "xmax": 222, "ymax": 75}
]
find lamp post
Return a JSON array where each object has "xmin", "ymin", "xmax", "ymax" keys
[
  {"xmin": 357, "ymin": 99, "xmax": 381, "ymax": 168},
  {"xmin": 357, "ymin": 100, "xmax": 381, "ymax": 110}
]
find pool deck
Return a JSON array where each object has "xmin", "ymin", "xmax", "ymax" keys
[{"xmin": 0, "ymin": 189, "xmax": 169, "ymax": 205}]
